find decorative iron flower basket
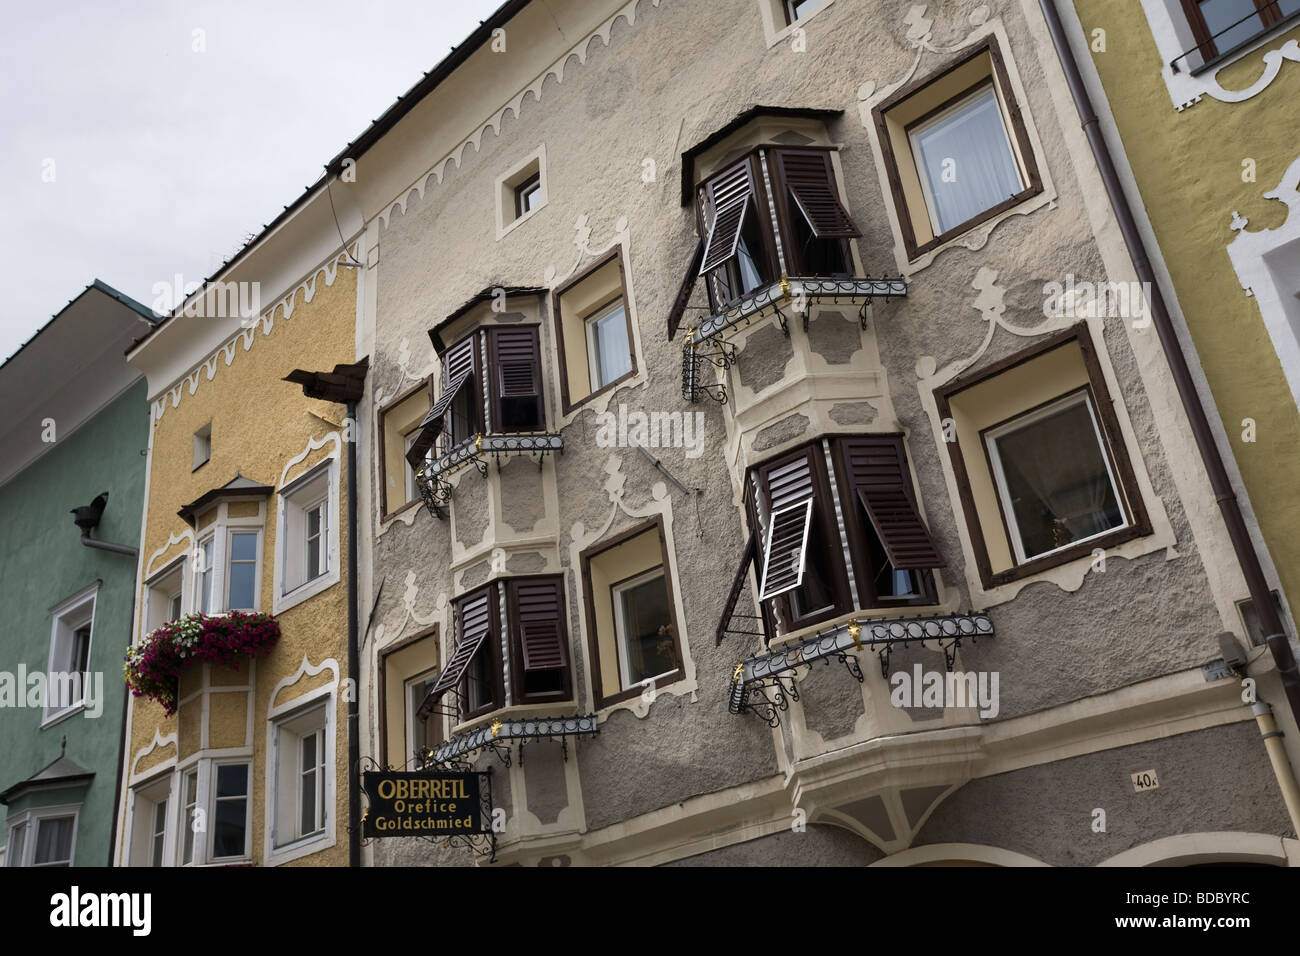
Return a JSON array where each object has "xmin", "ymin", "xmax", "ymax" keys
[{"xmin": 124, "ymin": 611, "xmax": 280, "ymax": 715}]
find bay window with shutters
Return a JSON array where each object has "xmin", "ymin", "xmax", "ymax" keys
[
  {"xmin": 742, "ymin": 436, "xmax": 944, "ymax": 638},
  {"xmin": 404, "ymin": 324, "xmax": 547, "ymax": 478},
  {"xmin": 421, "ymin": 575, "xmax": 573, "ymax": 728},
  {"xmin": 694, "ymin": 147, "xmax": 861, "ymax": 312}
]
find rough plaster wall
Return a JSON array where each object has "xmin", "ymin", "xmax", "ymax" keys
[
  {"xmin": 734, "ymin": 322, "xmax": 794, "ymax": 393},
  {"xmin": 497, "ymin": 457, "xmax": 547, "ymax": 534},
  {"xmin": 915, "ymin": 720, "xmax": 1293, "ymax": 865},
  {"xmin": 522, "ymin": 741, "xmax": 568, "ymax": 825},
  {"xmin": 798, "ymin": 658, "xmax": 866, "ymax": 741},
  {"xmin": 663, "ymin": 823, "xmax": 883, "ymax": 866},
  {"xmin": 363, "ymin": 0, "xmax": 1260, "ymax": 857},
  {"xmin": 829, "ymin": 401, "xmax": 878, "ymax": 426},
  {"xmin": 753, "ymin": 413, "xmax": 811, "ymax": 452},
  {"xmin": 807, "ymin": 309, "xmax": 863, "ymax": 365}
]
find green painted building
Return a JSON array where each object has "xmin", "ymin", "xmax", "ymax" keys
[{"xmin": 0, "ymin": 281, "xmax": 156, "ymax": 867}]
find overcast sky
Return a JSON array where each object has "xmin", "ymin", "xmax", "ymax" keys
[{"xmin": 0, "ymin": 0, "xmax": 505, "ymax": 361}]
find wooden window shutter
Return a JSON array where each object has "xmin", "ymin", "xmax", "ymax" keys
[
  {"xmin": 774, "ymin": 150, "xmax": 861, "ymax": 239},
  {"xmin": 424, "ymin": 586, "xmax": 495, "ymax": 709},
  {"xmin": 841, "ymin": 437, "xmax": 945, "ymax": 570},
  {"xmin": 404, "ymin": 370, "xmax": 471, "ymax": 469},
  {"xmin": 699, "ymin": 159, "xmax": 758, "ymax": 275},
  {"xmin": 668, "ymin": 238, "xmax": 705, "ymax": 340},
  {"xmin": 488, "ymin": 326, "xmax": 543, "ymax": 430},
  {"xmin": 508, "ymin": 578, "xmax": 568, "ymax": 673},
  {"xmin": 444, "ymin": 335, "xmax": 476, "ymax": 385},
  {"xmin": 716, "ymin": 529, "xmax": 762, "ymax": 645},
  {"xmin": 756, "ymin": 450, "xmax": 819, "ymax": 600}
]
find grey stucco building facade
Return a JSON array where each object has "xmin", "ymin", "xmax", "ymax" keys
[{"xmin": 331, "ymin": 0, "xmax": 1300, "ymax": 866}]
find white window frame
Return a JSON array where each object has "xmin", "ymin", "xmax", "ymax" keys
[
  {"xmin": 405, "ymin": 668, "xmax": 440, "ymax": 765},
  {"xmin": 265, "ymin": 685, "xmax": 336, "ymax": 866},
  {"xmin": 178, "ymin": 767, "xmax": 198, "ymax": 866},
  {"xmin": 758, "ymin": 0, "xmax": 837, "ymax": 47},
  {"xmin": 611, "ymin": 567, "xmax": 676, "ymax": 691},
  {"xmin": 4, "ymin": 804, "xmax": 81, "ymax": 867},
  {"xmin": 274, "ymin": 459, "xmax": 340, "ymax": 614},
  {"xmin": 757, "ymin": 499, "xmax": 815, "ymax": 601},
  {"xmin": 584, "ymin": 298, "xmax": 632, "ymax": 392},
  {"xmin": 907, "ymin": 84, "xmax": 1026, "ymax": 238},
  {"xmin": 43, "ymin": 582, "xmax": 99, "ymax": 727},
  {"xmin": 224, "ymin": 528, "xmax": 262, "ymax": 612},
  {"xmin": 207, "ymin": 760, "xmax": 252, "ymax": 863},
  {"xmin": 195, "ymin": 534, "xmax": 216, "ymax": 615},
  {"xmin": 984, "ymin": 390, "xmax": 1129, "ymax": 566},
  {"xmin": 143, "ymin": 557, "xmax": 188, "ymax": 639},
  {"xmin": 127, "ymin": 771, "xmax": 172, "ymax": 867},
  {"xmin": 193, "ymin": 423, "xmax": 212, "ymax": 471}
]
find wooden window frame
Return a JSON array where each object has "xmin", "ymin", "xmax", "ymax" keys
[
  {"xmin": 745, "ymin": 441, "xmax": 855, "ymax": 634},
  {"xmin": 695, "ymin": 152, "xmax": 783, "ymax": 312},
  {"xmin": 376, "ymin": 625, "xmax": 439, "ymax": 768},
  {"xmin": 579, "ymin": 516, "xmax": 686, "ymax": 709},
  {"xmin": 832, "ymin": 435, "xmax": 941, "ymax": 610},
  {"xmin": 1180, "ymin": 0, "xmax": 1294, "ymax": 63},
  {"xmin": 552, "ymin": 247, "xmax": 638, "ymax": 415},
  {"xmin": 486, "ymin": 324, "xmax": 546, "ymax": 434},
  {"xmin": 376, "ymin": 376, "xmax": 433, "ymax": 522},
  {"xmin": 933, "ymin": 323, "xmax": 1153, "ymax": 590},
  {"xmin": 441, "ymin": 331, "xmax": 486, "ymax": 448},
  {"xmin": 872, "ymin": 37, "xmax": 1043, "ymax": 262},
  {"xmin": 505, "ymin": 575, "xmax": 574, "ymax": 706}
]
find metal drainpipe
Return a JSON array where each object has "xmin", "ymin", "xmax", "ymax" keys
[
  {"xmin": 80, "ymin": 532, "xmax": 139, "ymax": 558},
  {"xmin": 347, "ymin": 399, "xmax": 361, "ymax": 868},
  {"xmin": 1254, "ymin": 702, "xmax": 1300, "ymax": 833},
  {"xmin": 1039, "ymin": 0, "xmax": 1300, "ymax": 728}
]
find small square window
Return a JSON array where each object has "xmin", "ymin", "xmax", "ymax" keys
[
  {"xmin": 193, "ymin": 424, "xmax": 212, "ymax": 471},
  {"xmin": 496, "ymin": 148, "xmax": 547, "ymax": 238}
]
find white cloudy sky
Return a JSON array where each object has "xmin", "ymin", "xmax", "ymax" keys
[{"xmin": 0, "ymin": 0, "xmax": 504, "ymax": 360}]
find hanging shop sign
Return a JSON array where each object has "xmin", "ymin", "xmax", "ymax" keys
[{"xmin": 361, "ymin": 771, "xmax": 489, "ymax": 838}]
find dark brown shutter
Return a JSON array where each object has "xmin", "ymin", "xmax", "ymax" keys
[
  {"xmin": 699, "ymin": 159, "xmax": 757, "ymax": 275},
  {"xmin": 841, "ymin": 437, "xmax": 945, "ymax": 570},
  {"xmin": 774, "ymin": 150, "xmax": 861, "ymax": 239},
  {"xmin": 508, "ymin": 578, "xmax": 568, "ymax": 672},
  {"xmin": 716, "ymin": 529, "xmax": 758, "ymax": 645},
  {"xmin": 404, "ymin": 370, "xmax": 471, "ymax": 469},
  {"xmin": 668, "ymin": 238, "xmax": 705, "ymax": 340},
  {"xmin": 489, "ymin": 326, "xmax": 543, "ymax": 430},
  {"xmin": 424, "ymin": 586, "xmax": 494, "ymax": 707}
]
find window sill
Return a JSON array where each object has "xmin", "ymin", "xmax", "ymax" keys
[
  {"xmin": 1185, "ymin": 13, "xmax": 1300, "ymax": 76},
  {"xmin": 274, "ymin": 569, "xmax": 340, "ymax": 615},
  {"xmin": 594, "ymin": 669, "xmax": 684, "ymax": 711},
  {"xmin": 40, "ymin": 703, "xmax": 87, "ymax": 730}
]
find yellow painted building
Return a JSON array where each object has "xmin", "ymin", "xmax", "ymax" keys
[
  {"xmin": 1065, "ymin": 1, "xmax": 1300, "ymax": 635},
  {"xmin": 113, "ymin": 223, "xmax": 362, "ymax": 866}
]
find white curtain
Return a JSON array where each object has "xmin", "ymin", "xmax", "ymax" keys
[
  {"xmin": 34, "ymin": 817, "xmax": 73, "ymax": 865},
  {"xmin": 914, "ymin": 88, "xmax": 1023, "ymax": 234}
]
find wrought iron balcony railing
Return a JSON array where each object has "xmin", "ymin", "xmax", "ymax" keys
[{"xmin": 415, "ymin": 431, "xmax": 563, "ymax": 519}]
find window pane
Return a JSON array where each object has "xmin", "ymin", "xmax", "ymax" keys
[
  {"xmin": 182, "ymin": 773, "xmax": 197, "ymax": 864},
  {"xmin": 216, "ymin": 764, "xmax": 248, "ymax": 797},
  {"xmin": 212, "ymin": 800, "xmax": 246, "ymax": 858},
  {"xmin": 589, "ymin": 303, "xmax": 632, "ymax": 389},
  {"xmin": 1280, "ymin": 0, "xmax": 1300, "ymax": 16},
  {"xmin": 71, "ymin": 627, "xmax": 91, "ymax": 674},
  {"xmin": 912, "ymin": 86, "xmax": 1023, "ymax": 235},
  {"xmin": 151, "ymin": 802, "xmax": 166, "ymax": 867},
  {"xmin": 1198, "ymin": 0, "xmax": 1266, "ymax": 53},
  {"xmin": 466, "ymin": 646, "xmax": 493, "ymax": 712},
  {"xmin": 992, "ymin": 398, "xmax": 1125, "ymax": 561},
  {"xmin": 33, "ymin": 816, "xmax": 74, "ymax": 865},
  {"xmin": 169, "ymin": 593, "xmax": 183, "ymax": 621},
  {"xmin": 300, "ymin": 768, "xmax": 317, "ymax": 835},
  {"xmin": 789, "ymin": 0, "xmax": 827, "ymax": 20},
  {"xmin": 789, "ymin": 519, "xmax": 836, "ymax": 619},
  {"xmin": 616, "ymin": 573, "xmax": 676, "ymax": 686},
  {"xmin": 230, "ymin": 532, "xmax": 257, "ymax": 562}
]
